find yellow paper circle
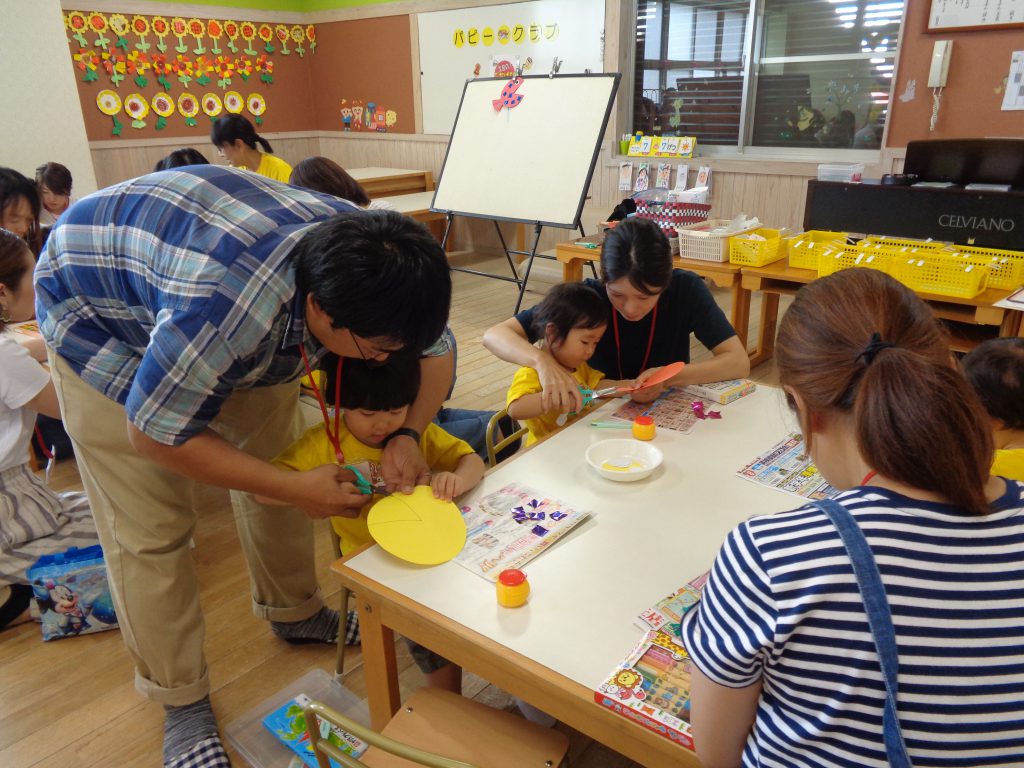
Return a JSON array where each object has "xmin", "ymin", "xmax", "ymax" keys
[
  {"xmin": 452, "ymin": 28, "xmax": 465, "ymax": 48},
  {"xmin": 124, "ymin": 93, "xmax": 150, "ymax": 120},
  {"xmin": 201, "ymin": 92, "xmax": 223, "ymax": 117},
  {"xmin": 223, "ymin": 91, "xmax": 243, "ymax": 114},
  {"xmin": 466, "ymin": 27, "xmax": 479, "ymax": 46},
  {"xmin": 246, "ymin": 92, "xmax": 266, "ymax": 116},
  {"xmin": 177, "ymin": 92, "xmax": 199, "ymax": 118},
  {"xmin": 367, "ymin": 486, "xmax": 467, "ymax": 566},
  {"xmin": 481, "ymin": 26, "xmax": 494, "ymax": 46},
  {"xmin": 497, "ymin": 25, "xmax": 510, "ymax": 45},
  {"xmin": 512, "ymin": 23, "xmax": 525, "ymax": 44},
  {"xmin": 151, "ymin": 92, "xmax": 175, "ymax": 117},
  {"xmin": 96, "ymin": 90, "xmax": 122, "ymax": 116}
]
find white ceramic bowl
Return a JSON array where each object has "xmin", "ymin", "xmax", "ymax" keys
[{"xmin": 585, "ymin": 439, "xmax": 663, "ymax": 482}]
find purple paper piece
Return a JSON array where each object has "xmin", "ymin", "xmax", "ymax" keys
[
  {"xmin": 512, "ymin": 511, "xmax": 527, "ymax": 523},
  {"xmin": 550, "ymin": 510, "xmax": 567, "ymax": 521},
  {"xmin": 531, "ymin": 525, "xmax": 549, "ymax": 536},
  {"xmin": 512, "ymin": 506, "xmax": 525, "ymax": 515},
  {"xmin": 527, "ymin": 511, "xmax": 546, "ymax": 521},
  {"xmin": 528, "ymin": 498, "xmax": 542, "ymax": 509}
]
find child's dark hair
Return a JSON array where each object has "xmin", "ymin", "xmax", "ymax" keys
[
  {"xmin": 290, "ymin": 157, "xmax": 371, "ymax": 207},
  {"xmin": 961, "ymin": 338, "xmax": 1024, "ymax": 430},
  {"xmin": 0, "ymin": 228, "xmax": 33, "ymax": 331},
  {"xmin": 154, "ymin": 148, "xmax": 210, "ymax": 172},
  {"xmin": 531, "ymin": 282, "xmax": 608, "ymax": 345},
  {"xmin": 600, "ymin": 217, "xmax": 673, "ymax": 294},
  {"xmin": 210, "ymin": 114, "xmax": 274, "ymax": 154},
  {"xmin": 35, "ymin": 163, "xmax": 73, "ymax": 197},
  {"xmin": 0, "ymin": 167, "xmax": 41, "ymax": 255},
  {"xmin": 336, "ymin": 353, "xmax": 421, "ymax": 412}
]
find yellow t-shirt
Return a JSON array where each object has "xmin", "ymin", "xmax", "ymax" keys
[
  {"xmin": 272, "ymin": 420, "xmax": 475, "ymax": 554},
  {"xmin": 992, "ymin": 448, "xmax": 1024, "ymax": 482},
  {"xmin": 506, "ymin": 362, "xmax": 605, "ymax": 445},
  {"xmin": 256, "ymin": 153, "xmax": 293, "ymax": 182}
]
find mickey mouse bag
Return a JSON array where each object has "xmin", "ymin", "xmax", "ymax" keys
[{"xmin": 27, "ymin": 545, "xmax": 118, "ymax": 641}]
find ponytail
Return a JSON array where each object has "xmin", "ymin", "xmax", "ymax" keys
[
  {"xmin": 256, "ymin": 134, "xmax": 274, "ymax": 154},
  {"xmin": 210, "ymin": 114, "xmax": 273, "ymax": 154},
  {"xmin": 855, "ymin": 349, "xmax": 992, "ymax": 516},
  {"xmin": 777, "ymin": 269, "xmax": 993, "ymax": 515}
]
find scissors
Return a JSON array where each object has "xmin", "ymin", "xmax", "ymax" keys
[{"xmin": 343, "ymin": 464, "xmax": 389, "ymax": 496}]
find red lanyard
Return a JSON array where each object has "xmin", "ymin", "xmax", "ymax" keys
[
  {"xmin": 612, "ymin": 304, "xmax": 658, "ymax": 380},
  {"xmin": 299, "ymin": 346, "xmax": 345, "ymax": 464},
  {"xmin": 861, "ymin": 470, "xmax": 877, "ymax": 485}
]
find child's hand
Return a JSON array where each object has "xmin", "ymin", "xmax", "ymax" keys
[
  {"xmin": 431, "ymin": 472, "xmax": 465, "ymax": 502},
  {"xmin": 630, "ymin": 366, "xmax": 670, "ymax": 404}
]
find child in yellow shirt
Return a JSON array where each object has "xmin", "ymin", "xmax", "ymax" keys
[
  {"xmin": 506, "ymin": 283, "xmax": 623, "ymax": 444},
  {"xmin": 269, "ymin": 354, "xmax": 484, "ymax": 691},
  {"xmin": 962, "ymin": 337, "xmax": 1024, "ymax": 481}
]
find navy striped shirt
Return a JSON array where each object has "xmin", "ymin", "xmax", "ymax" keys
[
  {"xmin": 35, "ymin": 166, "xmax": 360, "ymax": 446},
  {"xmin": 682, "ymin": 482, "xmax": 1024, "ymax": 767}
]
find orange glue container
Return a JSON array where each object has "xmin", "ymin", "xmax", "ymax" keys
[
  {"xmin": 632, "ymin": 415, "xmax": 656, "ymax": 441},
  {"xmin": 496, "ymin": 569, "xmax": 530, "ymax": 608}
]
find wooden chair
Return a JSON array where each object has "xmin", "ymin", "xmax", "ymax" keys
[
  {"xmin": 484, "ymin": 409, "xmax": 528, "ymax": 468},
  {"xmin": 305, "ymin": 687, "xmax": 569, "ymax": 768}
]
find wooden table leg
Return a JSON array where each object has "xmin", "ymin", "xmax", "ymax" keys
[
  {"xmin": 562, "ymin": 258, "xmax": 584, "ymax": 282},
  {"xmin": 357, "ymin": 593, "xmax": 402, "ymax": 729},
  {"xmin": 748, "ymin": 292, "xmax": 780, "ymax": 369},
  {"xmin": 999, "ymin": 308, "xmax": 1022, "ymax": 338},
  {"xmin": 730, "ymin": 280, "xmax": 752, "ymax": 352}
]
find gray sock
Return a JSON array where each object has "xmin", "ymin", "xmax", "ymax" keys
[
  {"xmin": 271, "ymin": 606, "xmax": 340, "ymax": 645},
  {"xmin": 163, "ymin": 696, "xmax": 220, "ymax": 765}
]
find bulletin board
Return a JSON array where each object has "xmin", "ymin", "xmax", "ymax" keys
[
  {"xmin": 431, "ymin": 73, "xmax": 619, "ymax": 228},
  {"xmin": 927, "ymin": 0, "xmax": 1024, "ymax": 31},
  {"xmin": 417, "ymin": 0, "xmax": 604, "ymax": 135}
]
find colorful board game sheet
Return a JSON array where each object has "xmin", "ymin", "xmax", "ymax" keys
[
  {"xmin": 636, "ymin": 571, "xmax": 710, "ymax": 643},
  {"xmin": 611, "ymin": 387, "xmax": 714, "ymax": 434},
  {"xmin": 736, "ymin": 432, "xmax": 837, "ymax": 501},
  {"xmin": 455, "ymin": 482, "xmax": 590, "ymax": 581}
]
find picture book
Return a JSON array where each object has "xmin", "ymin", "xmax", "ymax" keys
[
  {"xmin": 681, "ymin": 379, "xmax": 756, "ymax": 405},
  {"xmin": 635, "ymin": 162, "xmax": 650, "ymax": 192},
  {"xmin": 262, "ymin": 693, "xmax": 368, "ymax": 768},
  {"xmin": 595, "ymin": 629, "xmax": 697, "ymax": 749},
  {"xmin": 636, "ymin": 570, "xmax": 710, "ymax": 642},
  {"xmin": 618, "ymin": 162, "xmax": 633, "ymax": 191},
  {"xmin": 736, "ymin": 432, "xmax": 837, "ymax": 500},
  {"xmin": 455, "ymin": 482, "xmax": 590, "ymax": 581},
  {"xmin": 655, "ymin": 163, "xmax": 672, "ymax": 189},
  {"xmin": 612, "ymin": 388, "xmax": 715, "ymax": 434}
]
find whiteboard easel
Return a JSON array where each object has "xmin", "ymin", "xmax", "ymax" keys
[{"xmin": 431, "ymin": 73, "xmax": 620, "ymax": 311}]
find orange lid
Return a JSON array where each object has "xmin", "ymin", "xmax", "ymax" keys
[
  {"xmin": 635, "ymin": 416, "xmax": 654, "ymax": 426},
  {"xmin": 498, "ymin": 569, "xmax": 527, "ymax": 586}
]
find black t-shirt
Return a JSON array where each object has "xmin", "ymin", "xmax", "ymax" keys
[{"xmin": 514, "ymin": 270, "xmax": 736, "ymax": 380}]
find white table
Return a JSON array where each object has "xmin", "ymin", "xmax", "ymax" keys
[{"xmin": 332, "ymin": 388, "xmax": 799, "ymax": 767}]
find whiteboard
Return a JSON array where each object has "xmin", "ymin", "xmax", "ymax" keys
[
  {"xmin": 928, "ymin": 0, "xmax": 1024, "ymax": 29},
  {"xmin": 417, "ymin": 0, "xmax": 604, "ymax": 135},
  {"xmin": 431, "ymin": 73, "xmax": 619, "ymax": 228}
]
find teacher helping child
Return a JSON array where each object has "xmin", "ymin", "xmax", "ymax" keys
[{"xmin": 483, "ymin": 218, "xmax": 749, "ymax": 414}]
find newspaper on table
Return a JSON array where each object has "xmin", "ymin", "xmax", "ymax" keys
[
  {"xmin": 455, "ymin": 482, "xmax": 589, "ymax": 581},
  {"xmin": 736, "ymin": 432, "xmax": 836, "ymax": 501}
]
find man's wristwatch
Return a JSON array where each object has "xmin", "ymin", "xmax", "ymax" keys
[{"xmin": 382, "ymin": 427, "xmax": 421, "ymax": 446}]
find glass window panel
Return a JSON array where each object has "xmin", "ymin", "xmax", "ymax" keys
[
  {"xmin": 640, "ymin": 0, "xmax": 663, "ymax": 60},
  {"xmin": 751, "ymin": 59, "xmax": 892, "ymax": 149},
  {"xmin": 667, "ymin": 5, "xmax": 694, "ymax": 61},
  {"xmin": 761, "ymin": 0, "xmax": 903, "ymax": 59}
]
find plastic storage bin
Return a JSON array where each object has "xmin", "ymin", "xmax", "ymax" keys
[
  {"xmin": 817, "ymin": 163, "xmax": 864, "ymax": 182},
  {"xmin": 677, "ymin": 219, "xmax": 760, "ymax": 263},
  {"xmin": 861, "ymin": 235, "xmax": 949, "ymax": 253},
  {"xmin": 729, "ymin": 228, "xmax": 784, "ymax": 267},
  {"xmin": 817, "ymin": 244, "xmax": 893, "ymax": 278},
  {"xmin": 892, "ymin": 256, "xmax": 989, "ymax": 299},
  {"xmin": 941, "ymin": 244, "xmax": 1024, "ymax": 291},
  {"xmin": 786, "ymin": 230, "xmax": 848, "ymax": 270}
]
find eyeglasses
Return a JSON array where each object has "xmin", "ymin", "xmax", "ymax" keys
[{"xmin": 349, "ymin": 329, "xmax": 401, "ymax": 364}]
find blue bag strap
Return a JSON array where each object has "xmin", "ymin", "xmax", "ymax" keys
[{"xmin": 813, "ymin": 498, "xmax": 912, "ymax": 768}]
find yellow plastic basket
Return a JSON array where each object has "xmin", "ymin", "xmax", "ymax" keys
[
  {"xmin": 729, "ymin": 228, "xmax": 784, "ymax": 267},
  {"xmin": 816, "ymin": 244, "xmax": 893, "ymax": 278},
  {"xmin": 861, "ymin": 236, "xmax": 950, "ymax": 253},
  {"xmin": 940, "ymin": 244, "xmax": 1024, "ymax": 291},
  {"xmin": 892, "ymin": 256, "xmax": 989, "ymax": 299},
  {"xmin": 786, "ymin": 230, "xmax": 848, "ymax": 270}
]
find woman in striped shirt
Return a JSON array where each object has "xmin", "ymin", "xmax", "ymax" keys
[{"xmin": 682, "ymin": 268, "xmax": 1024, "ymax": 768}]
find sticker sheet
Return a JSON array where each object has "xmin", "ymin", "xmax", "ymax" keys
[
  {"xmin": 736, "ymin": 432, "xmax": 837, "ymax": 500},
  {"xmin": 611, "ymin": 388, "xmax": 714, "ymax": 434}
]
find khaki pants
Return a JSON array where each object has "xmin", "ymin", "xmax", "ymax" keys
[{"xmin": 50, "ymin": 354, "xmax": 320, "ymax": 706}]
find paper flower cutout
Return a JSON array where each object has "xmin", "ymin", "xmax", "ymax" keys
[
  {"xmin": 257, "ymin": 23, "xmax": 274, "ymax": 53},
  {"xmin": 66, "ymin": 11, "xmax": 89, "ymax": 46},
  {"xmin": 109, "ymin": 13, "xmax": 130, "ymax": 50},
  {"xmin": 305, "ymin": 24, "xmax": 316, "ymax": 53},
  {"xmin": 131, "ymin": 15, "xmax": 151, "ymax": 51},
  {"xmin": 223, "ymin": 91, "xmax": 243, "ymax": 114},
  {"xmin": 171, "ymin": 17, "xmax": 188, "ymax": 53},
  {"xmin": 151, "ymin": 16, "xmax": 170, "ymax": 52},
  {"xmin": 202, "ymin": 92, "xmax": 223, "ymax": 117},
  {"xmin": 96, "ymin": 89, "xmax": 122, "ymax": 116},
  {"xmin": 178, "ymin": 92, "xmax": 200, "ymax": 126},
  {"xmin": 246, "ymin": 92, "xmax": 266, "ymax": 126},
  {"xmin": 151, "ymin": 92, "xmax": 175, "ymax": 117},
  {"xmin": 207, "ymin": 19, "xmax": 223, "ymax": 54},
  {"xmin": 194, "ymin": 54, "xmax": 213, "ymax": 85},
  {"xmin": 74, "ymin": 48, "xmax": 100, "ymax": 82},
  {"xmin": 235, "ymin": 56, "xmax": 253, "ymax": 80},
  {"xmin": 88, "ymin": 12, "xmax": 110, "ymax": 49},
  {"xmin": 240, "ymin": 21, "xmax": 258, "ymax": 55},
  {"xmin": 274, "ymin": 24, "xmax": 291, "ymax": 55},
  {"xmin": 223, "ymin": 20, "xmax": 240, "ymax": 52},
  {"xmin": 290, "ymin": 24, "xmax": 305, "ymax": 56},
  {"xmin": 188, "ymin": 18, "xmax": 206, "ymax": 54},
  {"xmin": 124, "ymin": 92, "xmax": 150, "ymax": 129}
]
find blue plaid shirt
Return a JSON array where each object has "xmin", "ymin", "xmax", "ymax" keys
[{"xmin": 37, "ymin": 166, "xmax": 374, "ymax": 446}]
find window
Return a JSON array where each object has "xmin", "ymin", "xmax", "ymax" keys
[{"xmin": 633, "ymin": 0, "xmax": 903, "ymax": 151}]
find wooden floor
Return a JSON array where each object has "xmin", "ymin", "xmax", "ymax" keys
[{"xmin": 0, "ymin": 253, "xmax": 782, "ymax": 768}]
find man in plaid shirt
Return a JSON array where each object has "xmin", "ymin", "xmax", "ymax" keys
[{"xmin": 35, "ymin": 165, "xmax": 452, "ymax": 768}]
